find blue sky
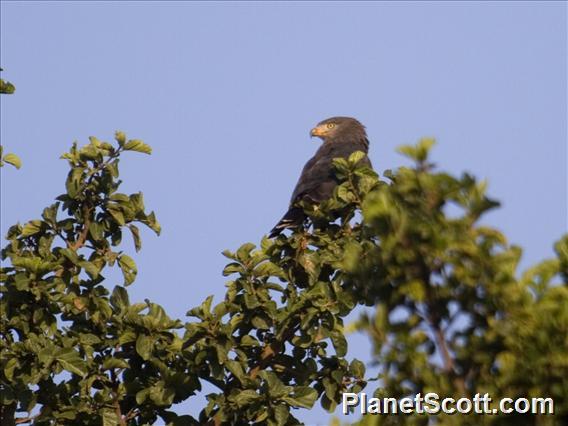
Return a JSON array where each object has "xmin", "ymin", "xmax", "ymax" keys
[{"xmin": 1, "ymin": 1, "xmax": 566, "ymax": 424}]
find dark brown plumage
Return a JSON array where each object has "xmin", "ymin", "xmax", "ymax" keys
[{"xmin": 269, "ymin": 116, "xmax": 372, "ymax": 238}]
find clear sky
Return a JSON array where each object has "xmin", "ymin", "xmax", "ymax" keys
[{"xmin": 1, "ymin": 1, "xmax": 566, "ymax": 424}]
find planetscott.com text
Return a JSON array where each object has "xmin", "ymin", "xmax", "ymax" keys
[{"xmin": 342, "ymin": 392, "xmax": 554, "ymax": 415}]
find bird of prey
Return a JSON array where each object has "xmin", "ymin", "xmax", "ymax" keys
[{"xmin": 269, "ymin": 116, "xmax": 372, "ymax": 238}]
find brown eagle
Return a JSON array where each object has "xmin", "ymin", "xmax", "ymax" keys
[{"xmin": 269, "ymin": 116, "xmax": 372, "ymax": 238}]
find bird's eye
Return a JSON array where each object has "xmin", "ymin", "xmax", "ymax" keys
[{"xmin": 326, "ymin": 123, "xmax": 336, "ymax": 129}]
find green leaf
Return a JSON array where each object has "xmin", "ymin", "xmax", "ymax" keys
[
  {"xmin": 0, "ymin": 78, "xmax": 16, "ymax": 94},
  {"xmin": 149, "ymin": 382, "xmax": 175, "ymax": 405},
  {"xmin": 254, "ymin": 409, "xmax": 269, "ymax": 423},
  {"xmin": 59, "ymin": 247, "xmax": 80, "ymax": 264},
  {"xmin": 251, "ymin": 314, "xmax": 271, "ymax": 330},
  {"xmin": 322, "ymin": 377, "xmax": 338, "ymax": 401},
  {"xmin": 115, "ymin": 131, "xmax": 127, "ymax": 145},
  {"xmin": 396, "ymin": 144, "xmax": 417, "ymax": 160},
  {"xmin": 79, "ymin": 334, "xmax": 102, "ymax": 345},
  {"xmin": 136, "ymin": 388, "xmax": 150, "ymax": 405},
  {"xmin": 56, "ymin": 411, "xmax": 76, "ymax": 420},
  {"xmin": 118, "ymin": 254, "xmax": 137, "ymax": 286},
  {"xmin": 3, "ymin": 153, "xmax": 22, "ymax": 169},
  {"xmin": 332, "ymin": 158, "xmax": 350, "ymax": 174},
  {"xmin": 102, "ymin": 358, "xmax": 129, "ymax": 370},
  {"xmin": 244, "ymin": 293, "xmax": 260, "ymax": 309},
  {"xmin": 106, "ymin": 159, "xmax": 120, "ymax": 178},
  {"xmin": 349, "ymin": 359, "xmax": 366, "ymax": 379},
  {"xmin": 222, "ymin": 249, "xmax": 236, "ymax": 260},
  {"xmin": 240, "ymin": 335, "xmax": 259, "ymax": 347},
  {"xmin": 136, "ymin": 335, "xmax": 154, "ymax": 360},
  {"xmin": 79, "ymin": 260, "xmax": 100, "ymax": 279},
  {"xmin": 254, "ymin": 261, "xmax": 285, "ymax": 279},
  {"xmin": 3, "ymin": 358, "xmax": 18, "ymax": 381},
  {"xmin": 89, "ymin": 221, "xmax": 104, "ymax": 241},
  {"xmin": 110, "ymin": 285, "xmax": 130, "ymax": 311},
  {"xmin": 54, "ymin": 348, "xmax": 88, "ymax": 377},
  {"xmin": 42, "ymin": 203, "xmax": 59, "ymax": 224},
  {"xmin": 222, "ymin": 262, "xmax": 243, "ymax": 276},
  {"xmin": 232, "ymin": 389, "xmax": 262, "ymax": 407},
  {"xmin": 415, "ymin": 137, "xmax": 436, "ymax": 161},
  {"xmin": 21, "ymin": 220, "xmax": 43, "ymax": 237},
  {"xmin": 80, "ymin": 142, "xmax": 101, "ymax": 160},
  {"xmin": 123, "ymin": 139, "xmax": 152, "ymax": 154},
  {"xmin": 65, "ymin": 167, "xmax": 84, "ymax": 198},
  {"xmin": 236, "ymin": 242, "xmax": 256, "ymax": 262},
  {"xmin": 336, "ymin": 183, "xmax": 356, "ymax": 203},
  {"xmin": 397, "ymin": 138, "xmax": 436, "ymax": 162},
  {"xmin": 107, "ymin": 207, "xmax": 125, "ymax": 226},
  {"xmin": 225, "ymin": 360, "xmax": 246, "ymax": 383},
  {"xmin": 109, "ymin": 193, "xmax": 130, "ymax": 203},
  {"xmin": 348, "ymin": 150, "xmax": 366, "ymax": 165},
  {"xmin": 129, "ymin": 224, "xmax": 142, "ymax": 252},
  {"xmin": 281, "ymin": 386, "xmax": 318, "ymax": 409},
  {"xmin": 330, "ymin": 329, "xmax": 347, "ymax": 357},
  {"xmin": 273, "ymin": 405, "xmax": 289, "ymax": 425},
  {"xmin": 102, "ymin": 409, "xmax": 120, "ymax": 426},
  {"xmin": 260, "ymin": 371, "xmax": 289, "ymax": 399}
]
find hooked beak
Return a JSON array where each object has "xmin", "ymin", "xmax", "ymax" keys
[{"xmin": 310, "ymin": 126, "xmax": 325, "ymax": 138}]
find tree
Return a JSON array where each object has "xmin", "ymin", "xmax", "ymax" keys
[
  {"xmin": 1, "ymin": 82, "xmax": 566, "ymax": 425},
  {"xmin": 0, "ymin": 135, "xmax": 184, "ymax": 425},
  {"xmin": 350, "ymin": 142, "xmax": 568, "ymax": 425}
]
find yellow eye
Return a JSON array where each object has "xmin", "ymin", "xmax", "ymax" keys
[{"xmin": 326, "ymin": 123, "xmax": 336, "ymax": 129}]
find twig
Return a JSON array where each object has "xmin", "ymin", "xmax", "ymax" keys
[
  {"xmin": 14, "ymin": 414, "xmax": 38, "ymax": 425},
  {"xmin": 249, "ymin": 325, "xmax": 297, "ymax": 380},
  {"xmin": 110, "ymin": 368, "xmax": 126, "ymax": 426},
  {"xmin": 420, "ymin": 259, "xmax": 467, "ymax": 395},
  {"xmin": 430, "ymin": 322, "xmax": 467, "ymax": 395},
  {"xmin": 69, "ymin": 203, "xmax": 92, "ymax": 251}
]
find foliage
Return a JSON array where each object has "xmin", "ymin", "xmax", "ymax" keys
[
  {"xmin": 0, "ymin": 135, "xmax": 192, "ymax": 425},
  {"xmin": 1, "ymin": 93, "xmax": 566, "ymax": 424},
  {"xmin": 181, "ymin": 150, "xmax": 376, "ymax": 425},
  {"xmin": 0, "ymin": 69, "xmax": 21, "ymax": 169},
  {"xmin": 182, "ymin": 140, "xmax": 567, "ymax": 425},
  {"xmin": 0, "ymin": 68, "xmax": 16, "ymax": 95},
  {"xmin": 349, "ymin": 141, "xmax": 568, "ymax": 425}
]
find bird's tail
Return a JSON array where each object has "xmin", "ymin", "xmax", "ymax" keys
[{"xmin": 268, "ymin": 207, "xmax": 305, "ymax": 238}]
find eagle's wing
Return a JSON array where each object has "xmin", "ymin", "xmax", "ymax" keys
[
  {"xmin": 290, "ymin": 151, "xmax": 336, "ymax": 204},
  {"xmin": 291, "ymin": 140, "xmax": 371, "ymax": 203},
  {"xmin": 269, "ymin": 138, "xmax": 371, "ymax": 238}
]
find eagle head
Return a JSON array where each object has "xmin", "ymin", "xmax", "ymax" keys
[{"xmin": 310, "ymin": 116, "xmax": 366, "ymax": 141}]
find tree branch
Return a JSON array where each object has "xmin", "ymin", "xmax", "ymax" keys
[
  {"xmin": 110, "ymin": 368, "xmax": 126, "ymax": 426},
  {"xmin": 419, "ymin": 258, "xmax": 467, "ymax": 395},
  {"xmin": 249, "ymin": 325, "xmax": 297, "ymax": 380},
  {"xmin": 430, "ymin": 321, "xmax": 466, "ymax": 395},
  {"xmin": 69, "ymin": 203, "xmax": 92, "ymax": 251}
]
